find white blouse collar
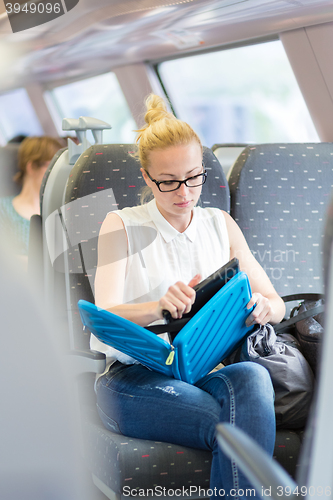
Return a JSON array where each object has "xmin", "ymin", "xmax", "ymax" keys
[{"xmin": 147, "ymin": 199, "xmax": 197, "ymax": 244}]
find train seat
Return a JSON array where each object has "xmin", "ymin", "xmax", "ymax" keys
[
  {"xmin": 59, "ymin": 144, "xmax": 229, "ymax": 498},
  {"xmin": 29, "ymin": 146, "xmax": 80, "ymax": 334},
  {"xmin": 216, "ymin": 191, "xmax": 333, "ymax": 499},
  {"xmin": 228, "ymin": 143, "xmax": 333, "ymax": 305},
  {"xmin": 29, "ymin": 117, "xmax": 111, "ymax": 338},
  {"xmin": 211, "ymin": 143, "xmax": 247, "ymax": 179},
  {"xmin": 0, "ymin": 143, "xmax": 20, "ymax": 197},
  {"xmin": 227, "ymin": 142, "xmax": 333, "ymax": 474}
]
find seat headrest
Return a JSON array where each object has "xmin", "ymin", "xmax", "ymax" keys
[
  {"xmin": 228, "ymin": 143, "xmax": 333, "ymax": 297},
  {"xmin": 64, "ymin": 144, "xmax": 230, "ymax": 212}
]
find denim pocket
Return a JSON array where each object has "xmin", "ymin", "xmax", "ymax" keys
[{"xmin": 104, "ymin": 361, "xmax": 129, "ymax": 387}]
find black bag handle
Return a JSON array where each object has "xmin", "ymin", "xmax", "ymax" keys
[
  {"xmin": 274, "ymin": 293, "xmax": 325, "ymax": 332},
  {"xmin": 147, "ymin": 294, "xmax": 325, "ymax": 335},
  {"xmin": 281, "ymin": 293, "xmax": 323, "ymax": 302},
  {"xmin": 146, "ymin": 317, "xmax": 188, "ymax": 335}
]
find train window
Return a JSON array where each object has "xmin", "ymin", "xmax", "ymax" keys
[
  {"xmin": 46, "ymin": 73, "xmax": 137, "ymax": 143},
  {"xmin": 158, "ymin": 40, "xmax": 319, "ymax": 146},
  {"xmin": 0, "ymin": 88, "xmax": 43, "ymax": 144}
]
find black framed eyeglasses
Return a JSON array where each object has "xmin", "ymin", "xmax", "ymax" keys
[{"xmin": 145, "ymin": 164, "xmax": 207, "ymax": 193}]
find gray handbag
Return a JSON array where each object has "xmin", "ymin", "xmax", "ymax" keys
[
  {"xmin": 274, "ymin": 293, "xmax": 324, "ymax": 377},
  {"xmin": 224, "ymin": 323, "xmax": 315, "ymax": 429}
]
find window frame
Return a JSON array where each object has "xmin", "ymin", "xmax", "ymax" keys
[
  {"xmin": 151, "ymin": 35, "xmax": 319, "ymax": 145},
  {"xmin": 152, "ymin": 35, "xmax": 280, "ymax": 116}
]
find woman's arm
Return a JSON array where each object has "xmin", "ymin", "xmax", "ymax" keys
[
  {"xmin": 94, "ymin": 213, "xmax": 201, "ymax": 326},
  {"xmin": 223, "ymin": 211, "xmax": 286, "ymax": 326}
]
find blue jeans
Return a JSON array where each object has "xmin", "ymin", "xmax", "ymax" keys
[{"xmin": 96, "ymin": 361, "xmax": 275, "ymax": 498}]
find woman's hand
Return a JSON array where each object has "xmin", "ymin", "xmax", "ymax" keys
[
  {"xmin": 157, "ymin": 274, "xmax": 202, "ymax": 320},
  {"xmin": 245, "ymin": 292, "xmax": 275, "ymax": 327}
]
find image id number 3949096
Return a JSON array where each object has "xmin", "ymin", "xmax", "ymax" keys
[
  {"xmin": 273, "ymin": 486, "xmax": 332, "ymax": 496},
  {"xmin": 5, "ymin": 3, "xmax": 61, "ymax": 14}
]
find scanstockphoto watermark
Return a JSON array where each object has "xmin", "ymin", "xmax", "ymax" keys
[
  {"xmin": 5, "ymin": 0, "xmax": 80, "ymax": 33},
  {"xmin": 123, "ymin": 485, "xmax": 332, "ymax": 497},
  {"xmin": 122, "ymin": 486, "xmax": 256, "ymax": 497}
]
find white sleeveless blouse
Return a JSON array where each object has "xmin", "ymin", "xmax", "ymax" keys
[{"xmin": 91, "ymin": 199, "xmax": 230, "ymax": 365}]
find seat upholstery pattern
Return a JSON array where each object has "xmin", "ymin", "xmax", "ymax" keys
[
  {"xmin": 273, "ymin": 430, "xmax": 304, "ymax": 479},
  {"xmin": 229, "ymin": 143, "xmax": 333, "ymax": 297},
  {"xmin": 324, "ymin": 195, "xmax": 333, "ymax": 292},
  {"xmin": 83, "ymin": 420, "xmax": 303, "ymax": 493},
  {"xmin": 84, "ymin": 421, "xmax": 212, "ymax": 492},
  {"xmin": 65, "ymin": 144, "xmax": 229, "ymax": 209},
  {"xmin": 227, "ymin": 143, "xmax": 327, "ymax": 478}
]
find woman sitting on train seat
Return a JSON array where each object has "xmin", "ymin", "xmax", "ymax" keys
[
  {"xmin": 0, "ymin": 136, "xmax": 62, "ymax": 264},
  {"xmin": 93, "ymin": 94, "xmax": 286, "ymax": 499}
]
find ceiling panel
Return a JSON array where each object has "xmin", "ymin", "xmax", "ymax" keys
[{"xmin": 0, "ymin": 0, "xmax": 333, "ymax": 92}]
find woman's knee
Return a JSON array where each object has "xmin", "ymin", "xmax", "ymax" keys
[
  {"xmin": 198, "ymin": 362, "xmax": 274, "ymax": 409},
  {"xmin": 228, "ymin": 362, "xmax": 275, "ymax": 424},
  {"xmin": 225, "ymin": 361, "xmax": 273, "ymax": 393},
  {"xmin": 239, "ymin": 362, "xmax": 274, "ymax": 400}
]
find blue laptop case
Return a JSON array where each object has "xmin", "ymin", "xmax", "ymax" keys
[{"xmin": 78, "ymin": 271, "xmax": 254, "ymax": 384}]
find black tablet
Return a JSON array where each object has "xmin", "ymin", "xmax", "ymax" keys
[{"xmin": 163, "ymin": 257, "xmax": 240, "ymax": 324}]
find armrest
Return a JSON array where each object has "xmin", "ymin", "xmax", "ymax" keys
[
  {"xmin": 216, "ymin": 423, "xmax": 298, "ymax": 500},
  {"xmin": 68, "ymin": 349, "xmax": 106, "ymax": 377}
]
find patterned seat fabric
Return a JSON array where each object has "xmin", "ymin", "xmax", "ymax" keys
[
  {"xmin": 324, "ymin": 194, "xmax": 333, "ymax": 291},
  {"xmin": 84, "ymin": 420, "xmax": 212, "ymax": 493},
  {"xmin": 83, "ymin": 418, "xmax": 303, "ymax": 493},
  {"xmin": 229, "ymin": 143, "xmax": 333, "ymax": 299},
  {"xmin": 227, "ymin": 142, "xmax": 333, "ymax": 481}
]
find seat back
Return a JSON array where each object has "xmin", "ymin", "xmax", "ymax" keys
[
  {"xmin": 40, "ymin": 148, "xmax": 74, "ymax": 341},
  {"xmin": 0, "ymin": 144, "xmax": 20, "ymax": 197},
  {"xmin": 31, "ymin": 118, "xmax": 111, "ymax": 349},
  {"xmin": 29, "ymin": 147, "xmax": 70, "ymax": 342},
  {"xmin": 228, "ymin": 143, "xmax": 333, "ymax": 302},
  {"xmin": 216, "ymin": 193, "xmax": 333, "ymax": 497},
  {"xmin": 62, "ymin": 144, "xmax": 230, "ymax": 349}
]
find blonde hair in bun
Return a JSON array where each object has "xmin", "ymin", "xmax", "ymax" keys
[{"xmin": 136, "ymin": 94, "xmax": 202, "ymax": 172}]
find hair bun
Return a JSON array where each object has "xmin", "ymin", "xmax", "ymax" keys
[
  {"xmin": 135, "ymin": 93, "xmax": 202, "ymax": 177},
  {"xmin": 144, "ymin": 94, "xmax": 174, "ymax": 125}
]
